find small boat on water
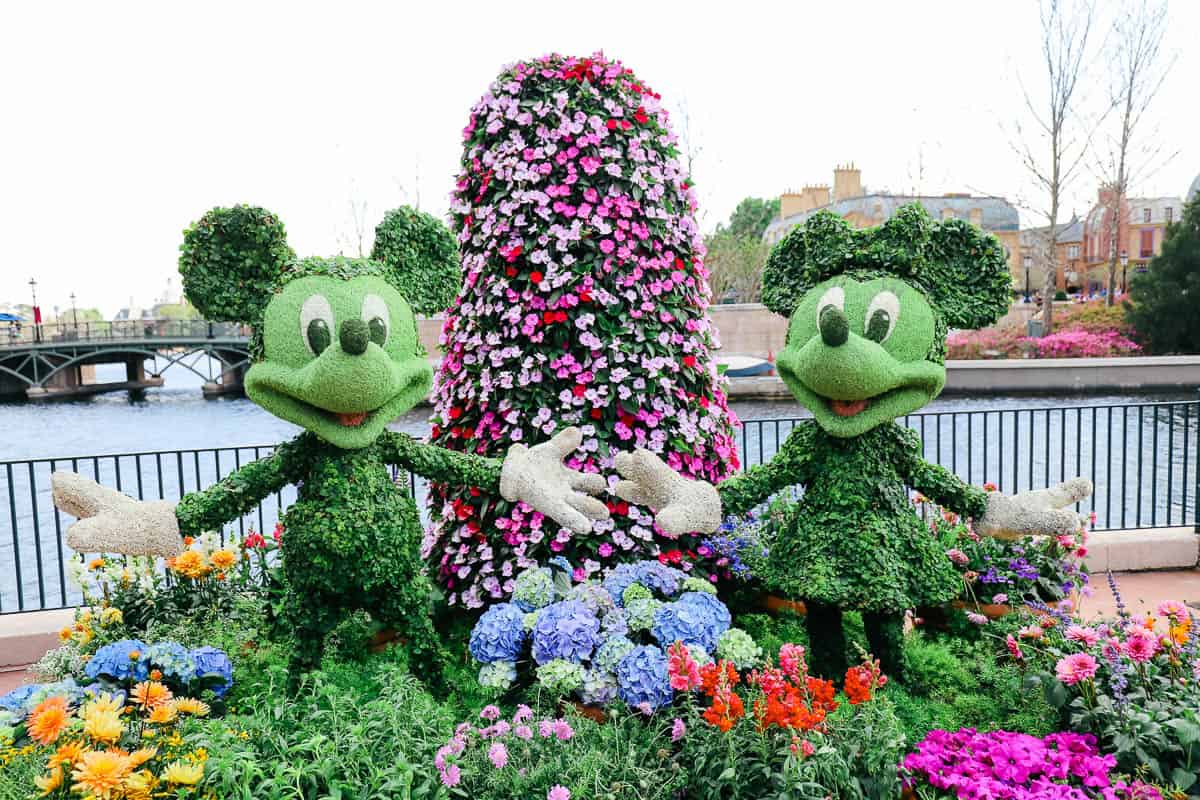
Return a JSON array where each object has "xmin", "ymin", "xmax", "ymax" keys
[{"xmin": 717, "ymin": 355, "xmax": 775, "ymax": 378}]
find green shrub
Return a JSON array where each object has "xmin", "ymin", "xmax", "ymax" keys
[{"xmin": 370, "ymin": 206, "xmax": 461, "ymax": 315}]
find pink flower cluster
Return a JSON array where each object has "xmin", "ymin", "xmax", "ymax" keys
[
  {"xmin": 1022, "ymin": 330, "xmax": 1140, "ymax": 359},
  {"xmin": 436, "ymin": 704, "xmax": 576, "ymax": 788},
  {"xmin": 902, "ymin": 728, "xmax": 1161, "ymax": 800},
  {"xmin": 426, "ymin": 53, "xmax": 740, "ymax": 607}
]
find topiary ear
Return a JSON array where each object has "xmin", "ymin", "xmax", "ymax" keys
[
  {"xmin": 855, "ymin": 203, "xmax": 933, "ymax": 272},
  {"xmin": 761, "ymin": 210, "xmax": 855, "ymax": 317},
  {"xmin": 179, "ymin": 205, "xmax": 296, "ymax": 324},
  {"xmin": 370, "ymin": 206, "xmax": 462, "ymax": 315},
  {"xmin": 924, "ymin": 219, "xmax": 1012, "ymax": 330}
]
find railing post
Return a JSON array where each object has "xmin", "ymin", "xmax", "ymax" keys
[{"xmin": 1195, "ymin": 389, "xmax": 1200, "ymax": 533}]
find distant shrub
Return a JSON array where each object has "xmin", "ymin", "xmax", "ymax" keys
[{"xmin": 1021, "ymin": 329, "xmax": 1140, "ymax": 359}]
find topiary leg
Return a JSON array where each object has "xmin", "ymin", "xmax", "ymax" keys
[
  {"xmin": 373, "ymin": 587, "xmax": 448, "ymax": 695},
  {"xmin": 863, "ymin": 611, "xmax": 907, "ymax": 682},
  {"xmin": 285, "ymin": 595, "xmax": 340, "ymax": 693},
  {"xmin": 805, "ymin": 602, "xmax": 847, "ymax": 680}
]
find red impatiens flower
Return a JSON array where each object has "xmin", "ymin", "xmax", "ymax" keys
[
  {"xmin": 682, "ymin": 355, "xmax": 697, "ymax": 369},
  {"xmin": 633, "ymin": 107, "xmax": 649, "ymax": 124},
  {"xmin": 529, "ymin": 270, "xmax": 543, "ymax": 284}
]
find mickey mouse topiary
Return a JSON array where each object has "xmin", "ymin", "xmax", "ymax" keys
[
  {"xmin": 370, "ymin": 206, "xmax": 462, "ymax": 315},
  {"xmin": 614, "ymin": 204, "xmax": 1092, "ymax": 681},
  {"xmin": 50, "ymin": 204, "xmax": 610, "ymax": 690}
]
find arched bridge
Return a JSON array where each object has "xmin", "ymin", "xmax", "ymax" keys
[{"xmin": 0, "ymin": 320, "xmax": 251, "ymax": 400}]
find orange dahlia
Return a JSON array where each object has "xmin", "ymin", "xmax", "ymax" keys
[
  {"xmin": 209, "ymin": 549, "xmax": 237, "ymax": 571},
  {"xmin": 70, "ymin": 750, "xmax": 133, "ymax": 799},
  {"xmin": 28, "ymin": 696, "xmax": 71, "ymax": 746},
  {"xmin": 130, "ymin": 681, "xmax": 173, "ymax": 709}
]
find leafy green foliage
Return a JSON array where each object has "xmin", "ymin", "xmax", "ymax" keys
[
  {"xmin": 720, "ymin": 196, "xmax": 781, "ymax": 241},
  {"xmin": 761, "ymin": 204, "xmax": 1011, "ymax": 331},
  {"xmin": 704, "ymin": 231, "xmax": 770, "ymax": 303},
  {"xmin": 1126, "ymin": 196, "xmax": 1200, "ymax": 354},
  {"xmin": 371, "ymin": 206, "xmax": 462, "ymax": 314},
  {"xmin": 179, "ymin": 205, "xmax": 295, "ymax": 326}
]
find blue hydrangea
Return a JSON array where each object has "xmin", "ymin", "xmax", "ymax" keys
[
  {"xmin": 512, "ymin": 567, "xmax": 556, "ymax": 611},
  {"xmin": 146, "ymin": 641, "xmax": 195, "ymax": 680},
  {"xmin": 0, "ymin": 684, "xmax": 40, "ymax": 719},
  {"xmin": 566, "ymin": 582, "xmax": 615, "ymax": 617},
  {"xmin": 190, "ymin": 646, "xmax": 233, "ymax": 698},
  {"xmin": 593, "ymin": 635, "xmax": 637, "ymax": 673},
  {"xmin": 531, "ymin": 600, "xmax": 601, "ymax": 665},
  {"xmin": 548, "ymin": 556, "xmax": 573, "ymax": 574},
  {"xmin": 651, "ymin": 592, "xmax": 731, "ymax": 652},
  {"xmin": 602, "ymin": 563, "xmax": 642, "ymax": 607},
  {"xmin": 85, "ymin": 640, "xmax": 150, "ymax": 682},
  {"xmin": 616, "ymin": 645, "xmax": 672, "ymax": 710},
  {"xmin": 577, "ymin": 668, "xmax": 619, "ymax": 706},
  {"xmin": 478, "ymin": 660, "xmax": 517, "ymax": 690},
  {"xmin": 634, "ymin": 561, "xmax": 685, "ymax": 596},
  {"xmin": 601, "ymin": 608, "xmax": 629, "ymax": 637},
  {"xmin": 469, "ymin": 602, "xmax": 528, "ymax": 663}
]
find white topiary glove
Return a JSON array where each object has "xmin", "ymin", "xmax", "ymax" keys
[
  {"xmin": 500, "ymin": 426, "xmax": 610, "ymax": 536},
  {"xmin": 612, "ymin": 448, "xmax": 722, "ymax": 536},
  {"xmin": 51, "ymin": 472, "xmax": 184, "ymax": 557},
  {"xmin": 975, "ymin": 477, "xmax": 1093, "ymax": 540}
]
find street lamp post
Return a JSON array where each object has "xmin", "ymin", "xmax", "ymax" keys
[
  {"xmin": 70, "ymin": 291, "xmax": 79, "ymax": 331},
  {"xmin": 1120, "ymin": 250, "xmax": 1129, "ymax": 296},
  {"xmin": 28, "ymin": 277, "xmax": 40, "ymax": 343}
]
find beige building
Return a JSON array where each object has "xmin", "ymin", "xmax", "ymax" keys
[
  {"xmin": 1018, "ymin": 217, "xmax": 1084, "ymax": 296},
  {"xmin": 763, "ymin": 164, "xmax": 1022, "ymax": 285}
]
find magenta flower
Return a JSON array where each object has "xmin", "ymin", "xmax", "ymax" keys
[
  {"xmin": 1123, "ymin": 629, "xmax": 1160, "ymax": 663},
  {"xmin": 671, "ymin": 717, "xmax": 686, "ymax": 742},
  {"xmin": 1055, "ymin": 653, "xmax": 1098, "ymax": 685}
]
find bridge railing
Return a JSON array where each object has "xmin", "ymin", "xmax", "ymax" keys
[
  {"xmin": 1, "ymin": 320, "xmax": 249, "ymax": 348},
  {"xmin": 2, "ymin": 399, "xmax": 1198, "ymax": 614}
]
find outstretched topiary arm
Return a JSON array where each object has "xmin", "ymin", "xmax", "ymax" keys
[
  {"xmin": 176, "ymin": 435, "xmax": 310, "ymax": 537},
  {"xmin": 376, "ymin": 430, "xmax": 502, "ymax": 491},
  {"xmin": 717, "ymin": 422, "xmax": 815, "ymax": 517},
  {"xmin": 903, "ymin": 457, "xmax": 989, "ymax": 521}
]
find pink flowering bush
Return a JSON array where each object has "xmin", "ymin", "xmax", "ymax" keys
[
  {"xmin": 1012, "ymin": 577, "xmax": 1200, "ymax": 791},
  {"xmin": 426, "ymin": 53, "xmax": 740, "ymax": 607},
  {"xmin": 901, "ymin": 728, "xmax": 1162, "ymax": 800},
  {"xmin": 1021, "ymin": 329, "xmax": 1140, "ymax": 359}
]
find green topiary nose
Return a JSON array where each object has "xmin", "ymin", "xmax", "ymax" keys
[
  {"xmin": 339, "ymin": 318, "xmax": 369, "ymax": 355},
  {"xmin": 819, "ymin": 305, "xmax": 849, "ymax": 347}
]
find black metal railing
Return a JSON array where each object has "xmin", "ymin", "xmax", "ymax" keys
[
  {"xmin": 3, "ymin": 399, "xmax": 1198, "ymax": 614},
  {"xmin": 1, "ymin": 320, "xmax": 249, "ymax": 348}
]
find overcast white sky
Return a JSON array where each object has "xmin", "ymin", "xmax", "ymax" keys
[{"xmin": 1, "ymin": 0, "xmax": 1196, "ymax": 317}]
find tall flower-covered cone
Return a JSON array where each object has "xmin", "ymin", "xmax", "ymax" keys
[{"xmin": 426, "ymin": 53, "xmax": 741, "ymax": 608}]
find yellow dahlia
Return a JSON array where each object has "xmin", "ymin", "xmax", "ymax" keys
[
  {"xmin": 171, "ymin": 697, "xmax": 210, "ymax": 717},
  {"xmin": 49, "ymin": 740, "xmax": 85, "ymax": 769},
  {"xmin": 209, "ymin": 549, "xmax": 237, "ymax": 571},
  {"xmin": 70, "ymin": 750, "xmax": 132, "ymax": 799},
  {"xmin": 83, "ymin": 710, "xmax": 124, "ymax": 744},
  {"xmin": 147, "ymin": 704, "xmax": 178, "ymax": 725},
  {"xmin": 131, "ymin": 681, "xmax": 173, "ymax": 709},
  {"xmin": 161, "ymin": 759, "xmax": 204, "ymax": 785},
  {"xmin": 28, "ymin": 696, "xmax": 71, "ymax": 746},
  {"xmin": 100, "ymin": 607, "xmax": 123, "ymax": 625},
  {"xmin": 34, "ymin": 765, "xmax": 64, "ymax": 796},
  {"xmin": 128, "ymin": 746, "xmax": 157, "ymax": 768},
  {"xmin": 123, "ymin": 769, "xmax": 157, "ymax": 800},
  {"xmin": 171, "ymin": 550, "xmax": 208, "ymax": 579},
  {"xmin": 81, "ymin": 692, "xmax": 124, "ymax": 720}
]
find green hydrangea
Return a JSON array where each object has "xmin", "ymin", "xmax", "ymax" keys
[
  {"xmin": 593, "ymin": 635, "xmax": 636, "ymax": 673},
  {"xmin": 513, "ymin": 567, "xmax": 557, "ymax": 610},
  {"xmin": 681, "ymin": 577, "xmax": 718, "ymax": 595},
  {"xmin": 622, "ymin": 583, "xmax": 652, "ymax": 605},
  {"xmin": 716, "ymin": 628, "xmax": 762, "ymax": 670},
  {"xmin": 625, "ymin": 598, "xmax": 663, "ymax": 632},
  {"xmin": 523, "ymin": 611, "xmax": 541, "ymax": 631},
  {"xmin": 687, "ymin": 644, "xmax": 713, "ymax": 666},
  {"xmin": 478, "ymin": 660, "xmax": 518, "ymax": 690},
  {"xmin": 536, "ymin": 659, "xmax": 586, "ymax": 696}
]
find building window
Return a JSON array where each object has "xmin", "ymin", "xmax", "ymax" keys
[
  {"xmin": 1140, "ymin": 229, "xmax": 1154, "ymax": 258},
  {"xmin": 1166, "ymin": 207, "xmax": 1174, "ymax": 223},
  {"xmin": 1067, "ymin": 244, "xmax": 1079, "ymax": 260},
  {"xmin": 1143, "ymin": 207, "xmax": 1152, "ymax": 223}
]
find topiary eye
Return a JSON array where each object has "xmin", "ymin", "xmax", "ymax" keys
[
  {"xmin": 300, "ymin": 294, "xmax": 334, "ymax": 356},
  {"xmin": 361, "ymin": 294, "xmax": 389, "ymax": 347},
  {"xmin": 864, "ymin": 291, "xmax": 900, "ymax": 343}
]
